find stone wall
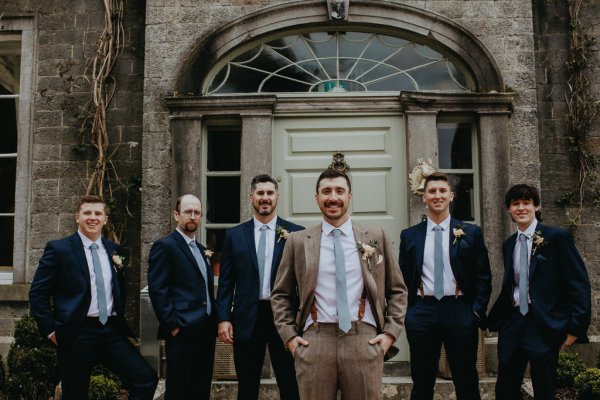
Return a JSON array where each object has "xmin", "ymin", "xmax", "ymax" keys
[
  {"xmin": 0, "ymin": 0, "xmax": 146, "ymax": 333},
  {"xmin": 533, "ymin": 0, "xmax": 600, "ymax": 335}
]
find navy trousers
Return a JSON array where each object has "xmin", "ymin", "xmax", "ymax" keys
[
  {"xmin": 495, "ymin": 309, "xmax": 560, "ymax": 400},
  {"xmin": 58, "ymin": 317, "xmax": 158, "ymax": 400},
  {"xmin": 164, "ymin": 327, "xmax": 216, "ymax": 400},
  {"xmin": 233, "ymin": 301, "xmax": 299, "ymax": 400},
  {"xmin": 405, "ymin": 296, "xmax": 481, "ymax": 400}
]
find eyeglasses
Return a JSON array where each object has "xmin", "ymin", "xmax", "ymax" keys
[{"xmin": 179, "ymin": 210, "xmax": 202, "ymax": 218}]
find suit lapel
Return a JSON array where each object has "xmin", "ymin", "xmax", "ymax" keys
[
  {"xmin": 271, "ymin": 217, "xmax": 285, "ymax": 285},
  {"xmin": 302, "ymin": 225, "xmax": 322, "ymax": 313},
  {"xmin": 415, "ymin": 221, "xmax": 427, "ymax": 277},
  {"xmin": 173, "ymin": 231, "xmax": 202, "ymax": 277},
  {"xmin": 70, "ymin": 233, "xmax": 91, "ymax": 289},
  {"xmin": 503, "ymin": 233, "xmax": 518, "ymax": 286},
  {"xmin": 353, "ymin": 224, "xmax": 378, "ymax": 301},
  {"xmin": 102, "ymin": 238, "xmax": 121, "ymax": 302},
  {"xmin": 449, "ymin": 218, "xmax": 460, "ymax": 278},
  {"xmin": 528, "ymin": 223, "xmax": 544, "ymax": 278},
  {"xmin": 243, "ymin": 220, "xmax": 260, "ymax": 274}
]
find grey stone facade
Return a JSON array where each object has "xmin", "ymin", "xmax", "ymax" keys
[{"xmin": 0, "ymin": 0, "xmax": 598, "ymax": 368}]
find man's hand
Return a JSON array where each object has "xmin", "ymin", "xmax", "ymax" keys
[
  {"xmin": 561, "ymin": 334, "xmax": 578, "ymax": 349},
  {"xmin": 369, "ymin": 333, "xmax": 395, "ymax": 354},
  {"xmin": 49, "ymin": 332, "xmax": 57, "ymax": 346},
  {"xmin": 286, "ymin": 336, "xmax": 309, "ymax": 357},
  {"xmin": 218, "ymin": 321, "xmax": 234, "ymax": 344},
  {"xmin": 171, "ymin": 327, "xmax": 180, "ymax": 337}
]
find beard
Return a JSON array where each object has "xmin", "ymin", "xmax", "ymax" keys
[
  {"xmin": 254, "ymin": 200, "xmax": 275, "ymax": 216},
  {"xmin": 181, "ymin": 221, "xmax": 198, "ymax": 233}
]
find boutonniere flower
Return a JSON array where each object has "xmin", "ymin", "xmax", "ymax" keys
[
  {"xmin": 204, "ymin": 249, "xmax": 214, "ymax": 263},
  {"xmin": 531, "ymin": 231, "xmax": 546, "ymax": 255},
  {"xmin": 356, "ymin": 240, "xmax": 383, "ymax": 270},
  {"xmin": 111, "ymin": 251, "xmax": 126, "ymax": 272},
  {"xmin": 276, "ymin": 225, "xmax": 289, "ymax": 243},
  {"xmin": 452, "ymin": 225, "xmax": 466, "ymax": 245}
]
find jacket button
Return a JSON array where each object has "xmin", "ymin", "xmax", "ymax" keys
[{"xmin": 203, "ymin": 301, "xmax": 207, "ymax": 305}]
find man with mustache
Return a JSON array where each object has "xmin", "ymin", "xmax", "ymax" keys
[
  {"xmin": 148, "ymin": 194, "xmax": 216, "ymax": 399},
  {"xmin": 271, "ymin": 168, "xmax": 407, "ymax": 399},
  {"xmin": 216, "ymin": 174, "xmax": 303, "ymax": 400}
]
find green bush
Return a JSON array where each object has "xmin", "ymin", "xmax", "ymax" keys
[
  {"xmin": 4, "ymin": 314, "xmax": 59, "ymax": 400},
  {"xmin": 88, "ymin": 374, "xmax": 120, "ymax": 400},
  {"xmin": 557, "ymin": 351, "xmax": 587, "ymax": 388},
  {"xmin": 575, "ymin": 368, "xmax": 600, "ymax": 399}
]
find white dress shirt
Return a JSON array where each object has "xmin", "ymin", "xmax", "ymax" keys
[
  {"xmin": 176, "ymin": 228, "xmax": 211, "ymax": 274},
  {"xmin": 512, "ymin": 219, "xmax": 537, "ymax": 305},
  {"xmin": 305, "ymin": 219, "xmax": 376, "ymax": 330},
  {"xmin": 421, "ymin": 216, "xmax": 460, "ymax": 297},
  {"xmin": 78, "ymin": 231, "xmax": 115, "ymax": 318},
  {"xmin": 253, "ymin": 215, "xmax": 277, "ymax": 300}
]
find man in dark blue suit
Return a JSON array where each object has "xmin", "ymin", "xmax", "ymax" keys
[
  {"xmin": 29, "ymin": 195, "xmax": 158, "ymax": 400},
  {"xmin": 488, "ymin": 184, "xmax": 591, "ymax": 400},
  {"xmin": 399, "ymin": 172, "xmax": 491, "ymax": 400},
  {"xmin": 148, "ymin": 194, "xmax": 216, "ymax": 400},
  {"xmin": 216, "ymin": 174, "xmax": 303, "ymax": 400}
]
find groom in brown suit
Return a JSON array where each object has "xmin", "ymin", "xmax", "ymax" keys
[{"xmin": 271, "ymin": 168, "xmax": 407, "ymax": 399}]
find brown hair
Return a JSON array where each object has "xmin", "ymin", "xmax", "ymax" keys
[
  {"xmin": 315, "ymin": 168, "xmax": 352, "ymax": 193},
  {"xmin": 77, "ymin": 195, "xmax": 107, "ymax": 213}
]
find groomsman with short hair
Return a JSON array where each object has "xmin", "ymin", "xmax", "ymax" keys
[
  {"xmin": 488, "ymin": 184, "xmax": 591, "ymax": 400},
  {"xmin": 399, "ymin": 172, "xmax": 491, "ymax": 400}
]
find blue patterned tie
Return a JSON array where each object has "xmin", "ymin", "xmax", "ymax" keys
[
  {"xmin": 518, "ymin": 234, "xmax": 529, "ymax": 315},
  {"xmin": 189, "ymin": 241, "xmax": 212, "ymax": 315},
  {"xmin": 257, "ymin": 225, "xmax": 268, "ymax": 292},
  {"xmin": 332, "ymin": 229, "xmax": 351, "ymax": 333},
  {"xmin": 433, "ymin": 225, "xmax": 445, "ymax": 300},
  {"xmin": 89, "ymin": 243, "xmax": 108, "ymax": 324}
]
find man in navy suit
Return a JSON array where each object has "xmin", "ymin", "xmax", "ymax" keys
[
  {"xmin": 29, "ymin": 195, "xmax": 158, "ymax": 400},
  {"xmin": 488, "ymin": 184, "xmax": 591, "ymax": 400},
  {"xmin": 148, "ymin": 194, "xmax": 216, "ymax": 400},
  {"xmin": 399, "ymin": 172, "xmax": 491, "ymax": 400},
  {"xmin": 216, "ymin": 174, "xmax": 303, "ymax": 400}
]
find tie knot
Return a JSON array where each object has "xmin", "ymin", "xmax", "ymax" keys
[
  {"xmin": 260, "ymin": 225, "xmax": 268, "ymax": 232},
  {"xmin": 519, "ymin": 233, "xmax": 528, "ymax": 242},
  {"xmin": 332, "ymin": 228, "xmax": 342, "ymax": 238},
  {"xmin": 89, "ymin": 243, "xmax": 99, "ymax": 250},
  {"xmin": 189, "ymin": 241, "xmax": 198, "ymax": 249},
  {"xmin": 433, "ymin": 225, "xmax": 443, "ymax": 232}
]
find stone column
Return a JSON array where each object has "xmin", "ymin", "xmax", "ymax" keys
[
  {"xmin": 240, "ymin": 114, "xmax": 273, "ymax": 221},
  {"xmin": 405, "ymin": 111, "xmax": 438, "ymax": 226},
  {"xmin": 171, "ymin": 116, "xmax": 203, "ymax": 206}
]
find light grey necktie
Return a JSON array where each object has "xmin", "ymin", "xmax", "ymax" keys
[
  {"xmin": 189, "ymin": 241, "xmax": 212, "ymax": 315},
  {"xmin": 433, "ymin": 225, "xmax": 444, "ymax": 300},
  {"xmin": 518, "ymin": 233, "xmax": 529, "ymax": 315},
  {"xmin": 332, "ymin": 228, "xmax": 351, "ymax": 333},
  {"xmin": 89, "ymin": 243, "xmax": 108, "ymax": 324},
  {"xmin": 257, "ymin": 225, "xmax": 268, "ymax": 291}
]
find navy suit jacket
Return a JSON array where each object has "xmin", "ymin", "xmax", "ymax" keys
[
  {"xmin": 29, "ymin": 233, "xmax": 132, "ymax": 348},
  {"xmin": 216, "ymin": 217, "xmax": 304, "ymax": 341},
  {"xmin": 399, "ymin": 218, "xmax": 492, "ymax": 327},
  {"xmin": 148, "ymin": 230, "xmax": 216, "ymax": 339},
  {"xmin": 487, "ymin": 223, "xmax": 591, "ymax": 344}
]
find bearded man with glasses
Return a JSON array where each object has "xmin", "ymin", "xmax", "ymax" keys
[{"xmin": 148, "ymin": 194, "xmax": 217, "ymax": 399}]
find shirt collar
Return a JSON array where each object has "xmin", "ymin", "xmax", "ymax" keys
[
  {"xmin": 516, "ymin": 218, "xmax": 538, "ymax": 240},
  {"xmin": 78, "ymin": 230, "xmax": 103, "ymax": 249},
  {"xmin": 426, "ymin": 215, "xmax": 451, "ymax": 231},
  {"xmin": 322, "ymin": 218, "xmax": 353, "ymax": 237},
  {"xmin": 176, "ymin": 228, "xmax": 195, "ymax": 244},
  {"xmin": 253, "ymin": 215, "xmax": 277, "ymax": 231}
]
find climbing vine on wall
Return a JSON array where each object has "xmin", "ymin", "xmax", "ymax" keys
[
  {"xmin": 560, "ymin": 0, "xmax": 600, "ymax": 225},
  {"xmin": 81, "ymin": 0, "xmax": 132, "ymax": 243}
]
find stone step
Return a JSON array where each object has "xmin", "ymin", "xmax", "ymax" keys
[{"xmin": 153, "ymin": 377, "xmax": 499, "ymax": 399}]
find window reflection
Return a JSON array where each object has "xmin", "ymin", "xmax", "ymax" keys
[
  {"xmin": 448, "ymin": 174, "xmax": 475, "ymax": 222},
  {"xmin": 438, "ymin": 122, "xmax": 472, "ymax": 169},
  {"xmin": 207, "ymin": 129, "xmax": 241, "ymax": 171}
]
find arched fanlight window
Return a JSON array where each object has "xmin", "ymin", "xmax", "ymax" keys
[{"xmin": 204, "ymin": 30, "xmax": 474, "ymax": 94}]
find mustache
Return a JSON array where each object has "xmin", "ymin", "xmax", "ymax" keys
[
  {"xmin": 258, "ymin": 200, "xmax": 272, "ymax": 205},
  {"xmin": 324, "ymin": 200, "xmax": 343, "ymax": 207}
]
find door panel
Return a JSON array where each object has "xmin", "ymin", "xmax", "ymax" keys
[{"xmin": 273, "ymin": 114, "xmax": 409, "ymax": 361}]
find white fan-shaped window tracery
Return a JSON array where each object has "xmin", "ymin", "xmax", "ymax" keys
[{"xmin": 205, "ymin": 31, "xmax": 474, "ymax": 94}]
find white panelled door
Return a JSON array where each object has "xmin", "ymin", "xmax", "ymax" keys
[{"xmin": 272, "ymin": 114, "xmax": 409, "ymax": 360}]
